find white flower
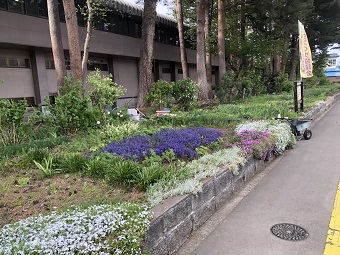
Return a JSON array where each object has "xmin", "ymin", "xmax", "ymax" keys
[
  {"xmin": 0, "ymin": 203, "xmax": 151, "ymax": 254},
  {"xmin": 96, "ymin": 121, "xmax": 100, "ymax": 125},
  {"xmin": 107, "ymin": 111, "xmax": 110, "ymax": 115}
]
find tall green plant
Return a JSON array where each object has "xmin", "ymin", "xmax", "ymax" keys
[
  {"xmin": 0, "ymin": 99, "xmax": 33, "ymax": 145},
  {"xmin": 146, "ymin": 79, "xmax": 174, "ymax": 109},
  {"xmin": 173, "ymin": 78, "xmax": 199, "ymax": 110},
  {"xmin": 87, "ymin": 69, "xmax": 126, "ymax": 126},
  {"xmin": 45, "ymin": 77, "xmax": 91, "ymax": 134}
]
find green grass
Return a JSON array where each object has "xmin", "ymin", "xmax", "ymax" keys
[{"xmin": 166, "ymin": 84, "xmax": 340, "ymax": 128}]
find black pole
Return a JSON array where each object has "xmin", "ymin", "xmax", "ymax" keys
[
  {"xmin": 294, "ymin": 81, "xmax": 298, "ymax": 112},
  {"xmin": 300, "ymin": 81, "xmax": 304, "ymax": 112}
]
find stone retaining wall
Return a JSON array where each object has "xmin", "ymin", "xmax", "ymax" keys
[
  {"xmin": 143, "ymin": 156, "xmax": 269, "ymax": 254},
  {"xmin": 143, "ymin": 93, "xmax": 340, "ymax": 255}
]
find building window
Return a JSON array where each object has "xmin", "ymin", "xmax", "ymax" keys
[
  {"xmin": 8, "ymin": 0, "xmax": 25, "ymax": 13},
  {"xmin": 19, "ymin": 58, "xmax": 30, "ymax": 68},
  {"xmin": 37, "ymin": 0, "xmax": 47, "ymax": 17},
  {"xmin": 178, "ymin": 69, "xmax": 183, "ymax": 74},
  {"xmin": 0, "ymin": 57, "xmax": 30, "ymax": 68},
  {"xmin": 45, "ymin": 60, "xmax": 55, "ymax": 69},
  {"xmin": 0, "ymin": 0, "xmax": 7, "ymax": 9},
  {"xmin": 87, "ymin": 62, "xmax": 109, "ymax": 71},
  {"xmin": 162, "ymin": 68, "xmax": 171, "ymax": 73},
  {"xmin": 25, "ymin": 0, "xmax": 39, "ymax": 16},
  {"xmin": 0, "ymin": 57, "xmax": 6, "ymax": 67},
  {"xmin": 328, "ymin": 58, "xmax": 337, "ymax": 67},
  {"xmin": 8, "ymin": 58, "xmax": 19, "ymax": 67}
]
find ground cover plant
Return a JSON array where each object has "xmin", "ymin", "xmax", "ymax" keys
[
  {"xmin": 102, "ymin": 127, "xmax": 223, "ymax": 160},
  {"xmin": 1, "ymin": 78, "xmax": 340, "ymax": 253},
  {"xmin": 0, "ymin": 203, "xmax": 151, "ymax": 254}
]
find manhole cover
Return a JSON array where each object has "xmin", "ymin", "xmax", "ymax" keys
[{"xmin": 270, "ymin": 223, "xmax": 309, "ymax": 241}]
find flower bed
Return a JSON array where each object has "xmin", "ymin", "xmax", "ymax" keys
[
  {"xmin": 226, "ymin": 130, "xmax": 275, "ymax": 160},
  {"xmin": 102, "ymin": 127, "xmax": 223, "ymax": 160},
  {"xmin": 0, "ymin": 203, "xmax": 151, "ymax": 255},
  {"xmin": 234, "ymin": 120, "xmax": 296, "ymax": 154}
]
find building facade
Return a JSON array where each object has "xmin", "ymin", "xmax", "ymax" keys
[
  {"xmin": 324, "ymin": 44, "xmax": 340, "ymax": 83},
  {"xmin": 0, "ymin": 0, "xmax": 218, "ymax": 107}
]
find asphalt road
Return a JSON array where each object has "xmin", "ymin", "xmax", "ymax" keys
[{"xmin": 176, "ymin": 101, "xmax": 340, "ymax": 255}]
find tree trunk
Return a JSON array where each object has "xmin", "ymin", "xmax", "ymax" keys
[
  {"xmin": 217, "ymin": 0, "xmax": 226, "ymax": 89},
  {"xmin": 196, "ymin": 0, "xmax": 210, "ymax": 101},
  {"xmin": 82, "ymin": 0, "xmax": 93, "ymax": 84},
  {"xmin": 273, "ymin": 53, "xmax": 281, "ymax": 74},
  {"xmin": 281, "ymin": 30, "xmax": 290, "ymax": 73},
  {"xmin": 47, "ymin": 0, "xmax": 66, "ymax": 93},
  {"xmin": 289, "ymin": 34, "xmax": 299, "ymax": 81},
  {"xmin": 205, "ymin": 0, "xmax": 212, "ymax": 86},
  {"xmin": 175, "ymin": 0, "xmax": 188, "ymax": 79},
  {"xmin": 62, "ymin": 0, "xmax": 82, "ymax": 82},
  {"xmin": 137, "ymin": 0, "xmax": 157, "ymax": 109}
]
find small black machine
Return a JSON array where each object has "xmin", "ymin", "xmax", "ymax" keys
[{"xmin": 276, "ymin": 117, "xmax": 313, "ymax": 140}]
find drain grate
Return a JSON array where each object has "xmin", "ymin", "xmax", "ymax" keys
[{"xmin": 270, "ymin": 223, "xmax": 309, "ymax": 241}]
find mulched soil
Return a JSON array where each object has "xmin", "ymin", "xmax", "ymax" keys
[{"xmin": 0, "ymin": 171, "xmax": 143, "ymax": 227}]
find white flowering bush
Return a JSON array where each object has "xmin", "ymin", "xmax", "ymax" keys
[
  {"xmin": 103, "ymin": 121, "xmax": 141, "ymax": 142},
  {"xmin": 173, "ymin": 78, "xmax": 199, "ymax": 110},
  {"xmin": 147, "ymin": 147, "xmax": 246, "ymax": 206},
  {"xmin": 0, "ymin": 203, "xmax": 151, "ymax": 255},
  {"xmin": 235, "ymin": 120, "xmax": 296, "ymax": 154}
]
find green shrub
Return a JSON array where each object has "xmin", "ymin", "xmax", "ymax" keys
[
  {"xmin": 102, "ymin": 121, "xmax": 141, "ymax": 142},
  {"xmin": 45, "ymin": 77, "xmax": 91, "ymax": 134},
  {"xmin": 0, "ymin": 99, "xmax": 35, "ymax": 145},
  {"xmin": 173, "ymin": 78, "xmax": 199, "ymax": 110},
  {"xmin": 274, "ymin": 72, "xmax": 293, "ymax": 92},
  {"xmin": 238, "ymin": 70, "xmax": 267, "ymax": 97},
  {"xmin": 105, "ymin": 106, "xmax": 130, "ymax": 125},
  {"xmin": 146, "ymin": 79, "xmax": 174, "ymax": 109},
  {"xmin": 304, "ymin": 73, "xmax": 331, "ymax": 87},
  {"xmin": 87, "ymin": 69, "xmax": 126, "ymax": 126}
]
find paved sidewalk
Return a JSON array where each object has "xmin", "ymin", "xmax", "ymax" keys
[{"xmin": 176, "ymin": 101, "xmax": 340, "ymax": 255}]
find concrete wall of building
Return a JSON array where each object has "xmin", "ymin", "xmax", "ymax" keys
[
  {"xmin": 0, "ymin": 10, "xmax": 219, "ymax": 105},
  {"xmin": 113, "ymin": 57, "xmax": 139, "ymax": 98},
  {"xmin": 0, "ymin": 10, "xmax": 213, "ymax": 65},
  {"xmin": 0, "ymin": 49, "xmax": 35, "ymax": 99}
]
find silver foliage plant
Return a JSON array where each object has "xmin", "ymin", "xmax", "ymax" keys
[{"xmin": 147, "ymin": 147, "xmax": 246, "ymax": 206}]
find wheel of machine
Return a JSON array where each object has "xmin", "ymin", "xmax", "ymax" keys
[{"xmin": 303, "ymin": 129, "xmax": 312, "ymax": 140}]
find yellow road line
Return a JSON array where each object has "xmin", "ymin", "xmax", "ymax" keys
[{"xmin": 324, "ymin": 182, "xmax": 340, "ymax": 255}]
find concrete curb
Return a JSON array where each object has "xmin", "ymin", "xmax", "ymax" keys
[{"xmin": 143, "ymin": 93, "xmax": 340, "ymax": 255}]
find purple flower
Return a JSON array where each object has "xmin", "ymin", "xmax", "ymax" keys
[
  {"xmin": 226, "ymin": 129, "xmax": 275, "ymax": 160},
  {"xmin": 102, "ymin": 127, "xmax": 223, "ymax": 160}
]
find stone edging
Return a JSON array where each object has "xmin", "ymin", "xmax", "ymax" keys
[{"xmin": 143, "ymin": 93, "xmax": 340, "ymax": 255}]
